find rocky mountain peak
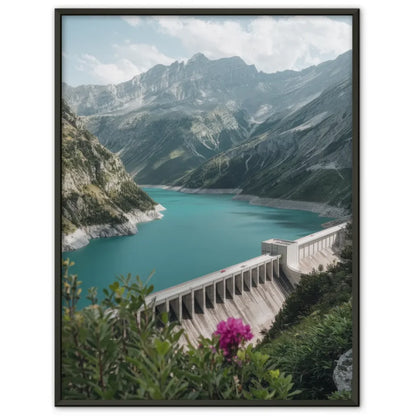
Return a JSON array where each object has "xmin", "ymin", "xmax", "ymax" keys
[
  {"xmin": 64, "ymin": 51, "xmax": 351, "ymax": 119},
  {"xmin": 187, "ymin": 52, "xmax": 209, "ymax": 64}
]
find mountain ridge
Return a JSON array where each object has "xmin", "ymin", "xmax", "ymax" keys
[
  {"xmin": 63, "ymin": 51, "xmax": 353, "ymax": 212},
  {"xmin": 63, "ymin": 50, "xmax": 351, "ymax": 118}
]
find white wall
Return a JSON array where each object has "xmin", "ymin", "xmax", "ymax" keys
[{"xmin": 2, "ymin": 0, "xmax": 416, "ymax": 415}]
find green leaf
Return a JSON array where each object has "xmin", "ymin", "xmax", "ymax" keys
[{"xmin": 154, "ymin": 339, "xmax": 170, "ymax": 357}]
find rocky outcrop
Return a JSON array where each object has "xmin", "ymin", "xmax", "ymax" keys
[
  {"xmin": 62, "ymin": 204, "xmax": 166, "ymax": 252},
  {"xmin": 61, "ymin": 100, "xmax": 162, "ymax": 251},
  {"xmin": 333, "ymin": 349, "xmax": 353, "ymax": 392}
]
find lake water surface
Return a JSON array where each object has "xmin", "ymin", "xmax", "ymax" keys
[{"xmin": 65, "ymin": 188, "xmax": 332, "ymax": 307}]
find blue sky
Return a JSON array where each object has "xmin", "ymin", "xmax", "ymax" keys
[{"xmin": 62, "ymin": 15, "xmax": 352, "ymax": 87}]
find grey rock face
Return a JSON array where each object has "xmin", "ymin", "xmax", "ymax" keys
[
  {"xmin": 333, "ymin": 349, "xmax": 353, "ymax": 392},
  {"xmin": 63, "ymin": 51, "xmax": 352, "ymax": 119},
  {"xmin": 178, "ymin": 79, "xmax": 353, "ymax": 210},
  {"xmin": 84, "ymin": 106, "xmax": 250, "ymax": 184}
]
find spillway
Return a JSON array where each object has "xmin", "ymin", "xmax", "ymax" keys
[{"xmin": 180, "ymin": 274, "xmax": 293, "ymax": 346}]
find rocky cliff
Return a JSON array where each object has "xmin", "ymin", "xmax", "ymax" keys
[{"xmin": 61, "ymin": 100, "xmax": 164, "ymax": 251}]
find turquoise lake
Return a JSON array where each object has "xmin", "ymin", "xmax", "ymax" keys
[{"xmin": 64, "ymin": 188, "xmax": 332, "ymax": 308}]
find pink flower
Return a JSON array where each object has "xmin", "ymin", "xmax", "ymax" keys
[{"xmin": 214, "ymin": 317, "xmax": 253, "ymax": 357}]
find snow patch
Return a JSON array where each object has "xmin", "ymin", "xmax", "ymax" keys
[
  {"xmin": 288, "ymin": 111, "xmax": 329, "ymax": 132},
  {"xmin": 253, "ymin": 104, "xmax": 272, "ymax": 120},
  {"xmin": 307, "ymin": 161, "xmax": 337, "ymax": 171}
]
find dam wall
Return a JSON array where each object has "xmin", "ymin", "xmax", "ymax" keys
[
  {"xmin": 262, "ymin": 223, "xmax": 347, "ymax": 285},
  {"xmin": 180, "ymin": 274, "xmax": 293, "ymax": 345},
  {"xmin": 146, "ymin": 254, "xmax": 279, "ymax": 323},
  {"xmin": 142, "ymin": 223, "xmax": 347, "ymax": 345},
  {"xmin": 141, "ymin": 254, "xmax": 288, "ymax": 345}
]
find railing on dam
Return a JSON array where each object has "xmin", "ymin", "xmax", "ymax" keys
[
  {"xmin": 143, "ymin": 254, "xmax": 280, "ymax": 323},
  {"xmin": 296, "ymin": 223, "xmax": 346, "ymax": 260},
  {"xmin": 262, "ymin": 222, "xmax": 347, "ymax": 285}
]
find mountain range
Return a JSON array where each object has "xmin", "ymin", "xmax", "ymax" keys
[{"xmin": 63, "ymin": 50, "xmax": 352, "ymax": 212}]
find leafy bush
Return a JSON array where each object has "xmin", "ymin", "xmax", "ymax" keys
[
  {"xmin": 264, "ymin": 268, "xmax": 352, "ymax": 340},
  {"xmin": 61, "ymin": 259, "xmax": 299, "ymax": 401},
  {"xmin": 259, "ymin": 300, "xmax": 352, "ymax": 400}
]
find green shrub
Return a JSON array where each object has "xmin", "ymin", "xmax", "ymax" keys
[
  {"xmin": 61, "ymin": 259, "xmax": 299, "ymax": 401},
  {"xmin": 259, "ymin": 300, "xmax": 352, "ymax": 400}
]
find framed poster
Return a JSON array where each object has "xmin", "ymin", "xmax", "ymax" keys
[{"xmin": 55, "ymin": 8, "xmax": 359, "ymax": 406}]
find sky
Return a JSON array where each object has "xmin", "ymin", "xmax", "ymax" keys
[{"xmin": 62, "ymin": 15, "xmax": 352, "ymax": 87}]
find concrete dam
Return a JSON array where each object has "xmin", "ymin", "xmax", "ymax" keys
[{"xmin": 143, "ymin": 223, "xmax": 347, "ymax": 345}]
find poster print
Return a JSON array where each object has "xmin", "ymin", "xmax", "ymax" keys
[{"xmin": 56, "ymin": 9, "xmax": 359, "ymax": 406}]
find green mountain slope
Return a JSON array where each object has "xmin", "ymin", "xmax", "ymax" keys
[
  {"xmin": 61, "ymin": 100, "xmax": 159, "ymax": 251},
  {"xmin": 176, "ymin": 79, "xmax": 352, "ymax": 211},
  {"xmin": 85, "ymin": 107, "xmax": 250, "ymax": 184}
]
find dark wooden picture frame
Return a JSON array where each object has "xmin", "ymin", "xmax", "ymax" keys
[{"xmin": 55, "ymin": 8, "xmax": 359, "ymax": 406}]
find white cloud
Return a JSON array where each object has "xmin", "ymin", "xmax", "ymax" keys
[
  {"xmin": 75, "ymin": 43, "xmax": 178, "ymax": 84},
  {"xmin": 112, "ymin": 43, "xmax": 179, "ymax": 74},
  {"xmin": 156, "ymin": 16, "xmax": 352, "ymax": 72},
  {"xmin": 76, "ymin": 54, "xmax": 139, "ymax": 84},
  {"xmin": 68, "ymin": 16, "xmax": 352, "ymax": 85},
  {"xmin": 121, "ymin": 16, "xmax": 142, "ymax": 27}
]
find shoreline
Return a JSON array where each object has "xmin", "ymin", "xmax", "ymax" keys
[
  {"xmin": 141, "ymin": 184, "xmax": 243, "ymax": 195},
  {"xmin": 64, "ymin": 185, "xmax": 349, "ymax": 252},
  {"xmin": 62, "ymin": 204, "xmax": 166, "ymax": 252},
  {"xmin": 232, "ymin": 194, "xmax": 348, "ymax": 219},
  {"xmin": 141, "ymin": 185, "xmax": 349, "ymax": 220}
]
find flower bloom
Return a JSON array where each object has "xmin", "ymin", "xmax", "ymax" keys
[{"xmin": 214, "ymin": 317, "xmax": 253, "ymax": 357}]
